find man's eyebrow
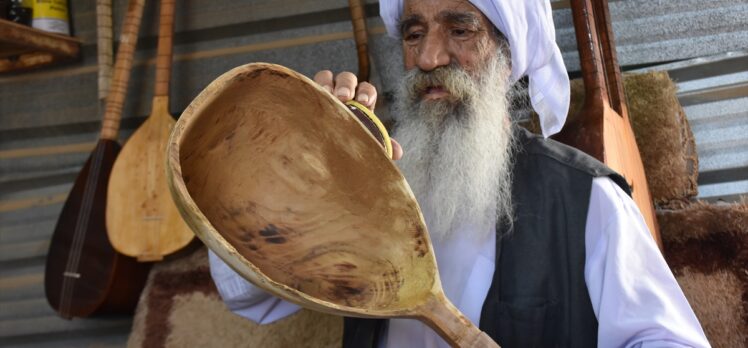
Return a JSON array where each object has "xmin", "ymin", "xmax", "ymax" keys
[
  {"xmin": 399, "ymin": 14, "xmax": 424, "ymax": 34},
  {"xmin": 438, "ymin": 11, "xmax": 481, "ymax": 27}
]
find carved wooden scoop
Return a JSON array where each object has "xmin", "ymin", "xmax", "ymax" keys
[{"xmin": 167, "ymin": 63, "xmax": 499, "ymax": 347}]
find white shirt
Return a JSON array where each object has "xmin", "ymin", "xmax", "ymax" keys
[{"xmin": 208, "ymin": 177, "xmax": 710, "ymax": 347}]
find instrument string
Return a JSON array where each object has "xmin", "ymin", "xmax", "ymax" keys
[
  {"xmin": 59, "ymin": 142, "xmax": 104, "ymax": 317},
  {"xmin": 55, "ymin": 0, "xmax": 144, "ymax": 318}
]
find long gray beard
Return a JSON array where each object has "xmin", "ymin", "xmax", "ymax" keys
[{"xmin": 393, "ymin": 52, "xmax": 516, "ymax": 242}]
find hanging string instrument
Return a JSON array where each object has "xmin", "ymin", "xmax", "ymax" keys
[
  {"xmin": 553, "ymin": 0, "xmax": 661, "ymax": 246},
  {"xmin": 107, "ymin": 0, "xmax": 194, "ymax": 262},
  {"xmin": 44, "ymin": 0, "xmax": 151, "ymax": 319},
  {"xmin": 166, "ymin": 63, "xmax": 500, "ymax": 347}
]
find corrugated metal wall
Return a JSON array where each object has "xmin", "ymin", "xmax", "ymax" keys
[{"xmin": 1, "ymin": 0, "xmax": 746, "ymax": 346}]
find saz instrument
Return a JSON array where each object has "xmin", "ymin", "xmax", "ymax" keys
[
  {"xmin": 167, "ymin": 63, "xmax": 500, "ymax": 347},
  {"xmin": 553, "ymin": 0, "xmax": 661, "ymax": 247},
  {"xmin": 107, "ymin": 0, "xmax": 194, "ymax": 262},
  {"xmin": 347, "ymin": 0, "xmax": 370, "ymax": 81},
  {"xmin": 44, "ymin": 0, "xmax": 151, "ymax": 319}
]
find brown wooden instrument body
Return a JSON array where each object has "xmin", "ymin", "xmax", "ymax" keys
[
  {"xmin": 167, "ymin": 63, "xmax": 499, "ymax": 347},
  {"xmin": 44, "ymin": 0, "xmax": 151, "ymax": 319},
  {"xmin": 45, "ymin": 140, "xmax": 151, "ymax": 318},
  {"xmin": 554, "ymin": 0, "xmax": 661, "ymax": 247},
  {"xmin": 107, "ymin": 0, "xmax": 194, "ymax": 262}
]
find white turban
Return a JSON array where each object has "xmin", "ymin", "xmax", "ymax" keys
[{"xmin": 380, "ymin": 0, "xmax": 569, "ymax": 138}]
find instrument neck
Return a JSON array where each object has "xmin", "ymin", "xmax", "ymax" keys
[
  {"xmin": 154, "ymin": 0, "xmax": 176, "ymax": 98},
  {"xmin": 100, "ymin": 0, "xmax": 146, "ymax": 141}
]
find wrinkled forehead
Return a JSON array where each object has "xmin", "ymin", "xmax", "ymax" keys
[{"xmin": 402, "ymin": 0, "xmax": 491, "ymax": 26}]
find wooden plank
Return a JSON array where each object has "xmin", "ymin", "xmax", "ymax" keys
[
  {"xmin": 0, "ymin": 19, "xmax": 81, "ymax": 58},
  {"xmin": 0, "ymin": 18, "xmax": 81, "ymax": 73},
  {"xmin": 0, "ymin": 53, "xmax": 73, "ymax": 74}
]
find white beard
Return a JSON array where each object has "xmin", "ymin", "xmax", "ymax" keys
[{"xmin": 393, "ymin": 51, "xmax": 516, "ymax": 243}]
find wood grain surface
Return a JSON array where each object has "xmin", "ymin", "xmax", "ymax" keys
[
  {"xmin": 167, "ymin": 63, "xmax": 500, "ymax": 347},
  {"xmin": 554, "ymin": 0, "xmax": 661, "ymax": 247},
  {"xmin": 107, "ymin": 0, "xmax": 193, "ymax": 262}
]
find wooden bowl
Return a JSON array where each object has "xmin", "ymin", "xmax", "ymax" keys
[{"xmin": 167, "ymin": 63, "xmax": 498, "ymax": 347}]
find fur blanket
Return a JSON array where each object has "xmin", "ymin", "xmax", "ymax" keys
[{"xmin": 658, "ymin": 201, "xmax": 748, "ymax": 348}]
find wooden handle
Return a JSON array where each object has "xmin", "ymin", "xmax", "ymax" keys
[
  {"xmin": 154, "ymin": 0, "xmax": 176, "ymax": 97},
  {"xmin": 100, "ymin": 0, "xmax": 146, "ymax": 140},
  {"xmin": 419, "ymin": 293, "xmax": 501, "ymax": 348},
  {"xmin": 463, "ymin": 332, "xmax": 501, "ymax": 348},
  {"xmin": 592, "ymin": 0, "xmax": 627, "ymax": 117},
  {"xmin": 571, "ymin": 0, "xmax": 626, "ymax": 118},
  {"xmin": 571, "ymin": 0, "xmax": 608, "ymax": 107},
  {"xmin": 96, "ymin": 0, "xmax": 113, "ymax": 102},
  {"xmin": 348, "ymin": 0, "xmax": 370, "ymax": 81}
]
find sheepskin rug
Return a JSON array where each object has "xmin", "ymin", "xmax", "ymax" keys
[
  {"xmin": 126, "ymin": 246, "xmax": 342, "ymax": 347},
  {"xmin": 658, "ymin": 201, "xmax": 748, "ymax": 348}
]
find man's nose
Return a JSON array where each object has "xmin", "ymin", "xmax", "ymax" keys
[{"xmin": 417, "ymin": 33, "xmax": 450, "ymax": 71}]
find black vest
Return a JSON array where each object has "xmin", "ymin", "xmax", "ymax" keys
[{"xmin": 343, "ymin": 129, "xmax": 630, "ymax": 348}]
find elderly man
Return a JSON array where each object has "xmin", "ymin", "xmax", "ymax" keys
[{"xmin": 209, "ymin": 0, "xmax": 710, "ymax": 347}]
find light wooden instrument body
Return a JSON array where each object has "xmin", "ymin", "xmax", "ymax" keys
[
  {"xmin": 107, "ymin": 0, "xmax": 193, "ymax": 261},
  {"xmin": 167, "ymin": 63, "xmax": 499, "ymax": 347},
  {"xmin": 107, "ymin": 97, "xmax": 192, "ymax": 261}
]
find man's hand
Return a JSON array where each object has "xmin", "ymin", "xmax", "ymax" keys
[{"xmin": 314, "ymin": 70, "xmax": 403, "ymax": 160}]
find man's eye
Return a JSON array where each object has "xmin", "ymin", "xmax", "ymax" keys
[
  {"xmin": 404, "ymin": 31, "xmax": 424, "ymax": 42},
  {"xmin": 451, "ymin": 28, "xmax": 473, "ymax": 37}
]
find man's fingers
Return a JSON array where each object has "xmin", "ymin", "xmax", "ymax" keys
[
  {"xmin": 356, "ymin": 82, "xmax": 378, "ymax": 111},
  {"xmin": 316, "ymin": 71, "xmax": 378, "ymax": 111},
  {"xmin": 391, "ymin": 138, "xmax": 403, "ymax": 161},
  {"xmin": 334, "ymin": 72, "xmax": 358, "ymax": 101},
  {"xmin": 314, "ymin": 70, "xmax": 334, "ymax": 93}
]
